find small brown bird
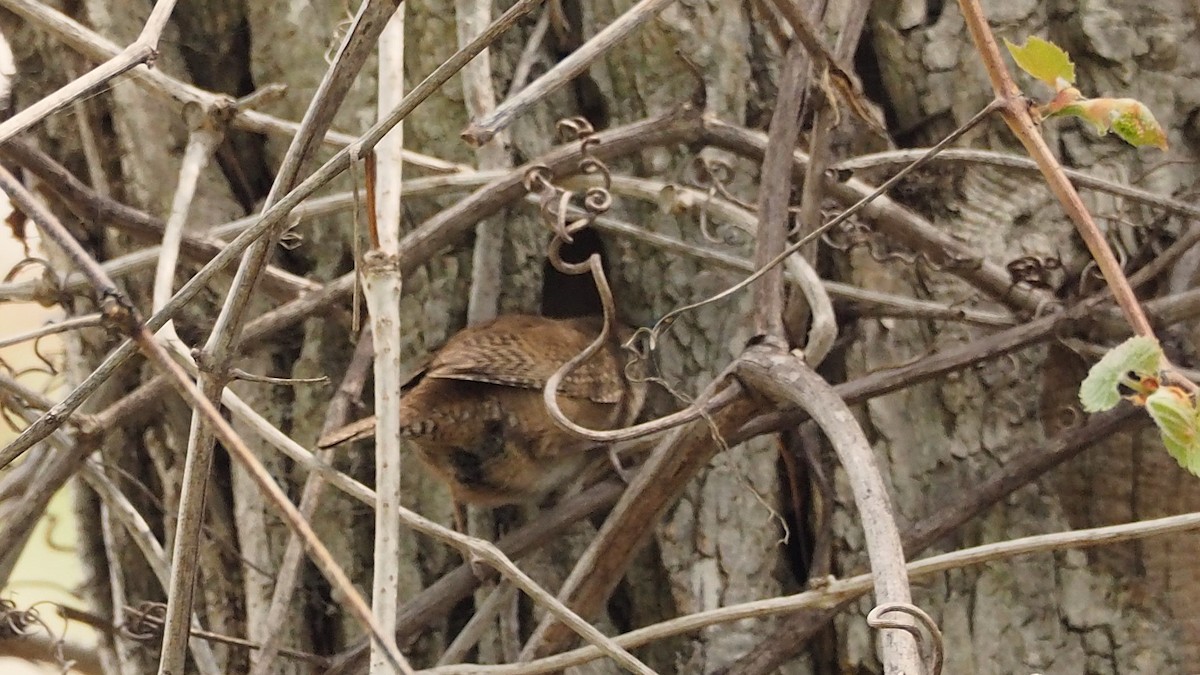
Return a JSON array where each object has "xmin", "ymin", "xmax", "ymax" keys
[{"xmin": 318, "ymin": 314, "xmax": 645, "ymax": 506}]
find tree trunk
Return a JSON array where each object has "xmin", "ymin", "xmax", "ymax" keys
[{"xmin": 3, "ymin": 0, "xmax": 1199, "ymax": 673}]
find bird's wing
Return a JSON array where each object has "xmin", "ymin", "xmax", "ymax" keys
[{"xmin": 425, "ymin": 315, "xmax": 627, "ymax": 404}]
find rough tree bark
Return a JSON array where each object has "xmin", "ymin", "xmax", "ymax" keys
[{"xmin": 3, "ymin": 0, "xmax": 1199, "ymax": 673}]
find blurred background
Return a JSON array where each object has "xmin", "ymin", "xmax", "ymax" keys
[{"xmin": 0, "ymin": 200, "xmax": 95, "ymax": 674}]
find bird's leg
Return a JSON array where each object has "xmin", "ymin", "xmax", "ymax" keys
[{"xmin": 452, "ymin": 498, "xmax": 468, "ymax": 536}]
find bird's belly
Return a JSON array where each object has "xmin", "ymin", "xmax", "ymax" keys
[
  {"xmin": 403, "ymin": 387, "xmax": 619, "ymax": 505},
  {"xmin": 414, "ymin": 439, "xmax": 592, "ymax": 506}
]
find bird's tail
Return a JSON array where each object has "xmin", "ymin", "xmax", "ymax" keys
[{"xmin": 316, "ymin": 416, "xmax": 378, "ymax": 449}]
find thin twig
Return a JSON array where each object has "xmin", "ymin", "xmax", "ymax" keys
[
  {"xmin": 1, "ymin": 362, "xmax": 222, "ymax": 673},
  {"xmin": 322, "ymin": 483, "xmax": 624, "ymax": 675},
  {"xmin": 151, "ymin": 116, "xmax": 224, "ymax": 365},
  {"xmin": 216, "ymin": 390, "xmax": 656, "ymax": 675},
  {"xmin": 785, "ymin": 0, "xmax": 871, "ymax": 363},
  {"xmin": 411, "ymin": 402, "xmax": 1139, "ymax": 675},
  {"xmin": 0, "ymin": 0, "xmax": 179, "ymax": 143},
  {"xmin": 0, "ymin": 630, "xmax": 102, "ymax": 675},
  {"xmin": 519, "ymin": 374, "xmax": 754, "ymax": 659},
  {"xmin": 247, "ymin": 326, "xmax": 376, "ymax": 675},
  {"xmin": 453, "ymin": 1, "xmax": 515, "ymax": 657},
  {"xmin": 159, "ymin": 1, "xmax": 408, "ymax": 669},
  {"xmin": 462, "ymin": 0, "xmax": 676, "ymax": 145},
  {"xmin": 79, "ymin": 464, "xmax": 224, "ymax": 674},
  {"xmin": 61, "ymin": 602, "xmax": 331, "ymax": 668},
  {"xmin": 0, "ymin": 150, "xmax": 410, "ymax": 674},
  {"xmin": 0, "ymin": 139, "xmax": 317, "ymax": 301},
  {"xmin": 766, "ymin": 0, "xmax": 878, "ymax": 132},
  {"xmin": 752, "ymin": 41, "xmax": 807, "ymax": 340},
  {"xmin": 416, "ymin": 470, "xmax": 1198, "ymax": 675},
  {"xmin": 136, "ymin": 336, "xmax": 412, "ymax": 675},
  {"xmin": 0, "ymin": 313, "xmax": 103, "ymax": 349},
  {"xmin": 582, "ymin": 209, "xmax": 1014, "ymax": 326},
  {"xmin": 835, "ymin": 148, "xmax": 1200, "ymax": 221},
  {"xmin": 458, "ymin": 0, "xmax": 513, "ymax": 324},
  {"xmin": 699, "ymin": 112, "xmax": 1053, "ymax": 312},
  {"xmin": 153, "ymin": 121, "xmax": 223, "ymax": 316},
  {"xmin": 0, "ymin": 109, "xmax": 698, "ymax": 473},
  {"xmin": 0, "ymin": 0, "xmax": 463, "ymax": 173},
  {"xmin": 645, "ymin": 106, "xmax": 1013, "ymax": 348},
  {"xmin": 436, "ymin": 583, "xmax": 518, "ymax": 665},
  {"xmin": 505, "ymin": 6, "xmax": 551, "ymax": 100},
  {"xmin": 955, "ymin": 0, "xmax": 1155, "ymax": 339}
]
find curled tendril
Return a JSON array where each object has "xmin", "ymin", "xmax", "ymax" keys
[
  {"xmin": 5, "ymin": 256, "xmax": 69, "ymax": 308},
  {"xmin": 0, "ymin": 599, "xmax": 74, "ymax": 673},
  {"xmin": 1, "ymin": 404, "xmax": 24, "ymax": 434},
  {"xmin": 524, "ymin": 174, "xmax": 612, "ymax": 246},
  {"xmin": 1005, "ymin": 254, "xmax": 1064, "ymax": 291},
  {"xmin": 32, "ymin": 333, "xmax": 62, "ymax": 377},
  {"xmin": 688, "ymin": 156, "xmax": 754, "ymax": 244},
  {"xmin": 0, "ymin": 598, "xmax": 33, "ymax": 638},
  {"xmin": 583, "ymin": 186, "xmax": 612, "ymax": 215},
  {"xmin": 278, "ymin": 228, "xmax": 305, "ymax": 251},
  {"xmin": 1054, "ymin": 404, "xmax": 1083, "ymax": 429},
  {"xmin": 579, "ymin": 134, "xmax": 602, "ymax": 155},
  {"xmin": 120, "ymin": 601, "xmax": 168, "ymax": 642},
  {"xmin": 580, "ymin": 158, "xmax": 613, "ymax": 192},
  {"xmin": 556, "ymin": 116, "xmax": 595, "ymax": 142},
  {"xmin": 546, "ymin": 220, "xmax": 596, "ymax": 275},
  {"xmin": 691, "ymin": 155, "xmax": 733, "ymax": 186},
  {"xmin": 41, "ymin": 513, "xmax": 77, "ymax": 553},
  {"xmin": 524, "ymin": 117, "xmax": 738, "ymax": 444},
  {"xmin": 822, "ymin": 221, "xmax": 980, "ymax": 273},
  {"xmin": 695, "ymin": 186, "xmax": 721, "ymax": 244},
  {"xmin": 694, "ymin": 157, "xmax": 753, "ymax": 211},
  {"xmin": 3, "ymin": 256, "xmax": 54, "ymax": 284},
  {"xmin": 867, "ymin": 602, "xmax": 944, "ymax": 675},
  {"xmin": 323, "ymin": 11, "xmax": 356, "ymax": 66},
  {"xmin": 522, "ymin": 164, "xmax": 556, "ymax": 196}
]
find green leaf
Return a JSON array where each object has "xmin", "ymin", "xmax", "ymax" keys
[
  {"xmin": 1078, "ymin": 336, "xmax": 1162, "ymax": 412},
  {"xmin": 1005, "ymin": 36, "xmax": 1076, "ymax": 89},
  {"xmin": 1145, "ymin": 387, "xmax": 1200, "ymax": 475},
  {"xmin": 1108, "ymin": 99, "xmax": 1170, "ymax": 150},
  {"xmin": 1057, "ymin": 98, "xmax": 1170, "ymax": 150}
]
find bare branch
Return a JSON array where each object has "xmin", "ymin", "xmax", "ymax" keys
[
  {"xmin": 956, "ymin": 0, "xmax": 1156, "ymax": 341},
  {"xmin": 247, "ymin": 327, "xmax": 376, "ymax": 675},
  {"xmin": 462, "ymin": 0, "xmax": 676, "ymax": 145},
  {"xmin": 0, "ymin": 141, "xmax": 411, "ymax": 673},
  {"xmin": 413, "ymin": 456, "xmax": 1200, "ymax": 675},
  {"xmin": 0, "ymin": 0, "xmax": 179, "ymax": 143},
  {"xmin": 160, "ymin": 1, "xmax": 409, "ymax": 669},
  {"xmin": 752, "ymin": 42, "xmax": 806, "ymax": 340},
  {"xmin": 217, "ymin": 390, "xmax": 655, "ymax": 674},
  {"xmin": 368, "ymin": 7, "xmax": 407, "ymax": 674},
  {"xmin": 0, "ymin": 109, "xmax": 699, "ymax": 471},
  {"xmin": 0, "ymin": 0, "xmax": 464, "ymax": 173},
  {"xmin": 736, "ymin": 348, "xmax": 922, "ymax": 673},
  {"xmin": 0, "ymin": 313, "xmax": 102, "ymax": 349},
  {"xmin": 458, "ymin": 0, "xmax": 513, "ymax": 324}
]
